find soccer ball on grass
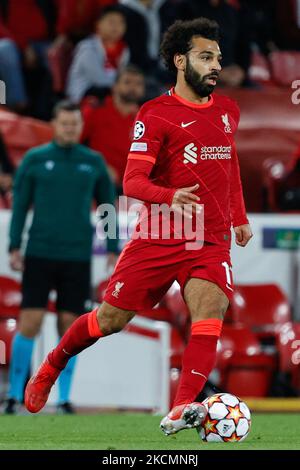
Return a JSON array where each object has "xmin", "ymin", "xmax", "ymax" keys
[{"xmin": 199, "ymin": 393, "xmax": 251, "ymax": 442}]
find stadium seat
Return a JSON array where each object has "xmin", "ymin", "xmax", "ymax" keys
[
  {"xmin": 0, "ymin": 317, "xmax": 18, "ymax": 365},
  {"xmin": 276, "ymin": 321, "xmax": 300, "ymax": 373},
  {"xmin": 222, "ymin": 88, "xmax": 300, "ymax": 211},
  {"xmin": 217, "ymin": 323, "xmax": 259, "ymax": 362},
  {"xmin": 217, "ymin": 324, "xmax": 276, "ymax": 397},
  {"xmin": 262, "ymin": 157, "xmax": 287, "ymax": 211},
  {"xmin": 0, "ymin": 276, "xmax": 21, "ymax": 319},
  {"xmin": 0, "ymin": 110, "xmax": 53, "ymax": 167},
  {"xmin": 270, "ymin": 51, "xmax": 300, "ymax": 87},
  {"xmin": 248, "ymin": 50, "xmax": 272, "ymax": 85},
  {"xmin": 263, "ymin": 152, "xmax": 300, "ymax": 212},
  {"xmin": 231, "ymin": 284, "xmax": 291, "ymax": 339},
  {"xmin": 225, "ymin": 356, "xmax": 275, "ymax": 397}
]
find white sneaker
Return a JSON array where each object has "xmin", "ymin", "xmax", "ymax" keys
[{"xmin": 160, "ymin": 402, "xmax": 207, "ymax": 436}]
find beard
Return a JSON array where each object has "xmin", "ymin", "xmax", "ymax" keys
[{"xmin": 184, "ymin": 57, "xmax": 217, "ymax": 98}]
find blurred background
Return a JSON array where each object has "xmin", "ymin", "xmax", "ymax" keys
[{"xmin": 1, "ymin": 0, "xmax": 300, "ymax": 415}]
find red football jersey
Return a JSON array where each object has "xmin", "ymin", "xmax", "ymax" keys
[{"xmin": 124, "ymin": 88, "xmax": 248, "ymax": 245}]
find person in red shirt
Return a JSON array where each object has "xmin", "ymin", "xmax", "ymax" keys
[
  {"xmin": 81, "ymin": 64, "xmax": 145, "ymax": 189},
  {"xmin": 24, "ymin": 18, "xmax": 252, "ymax": 436}
]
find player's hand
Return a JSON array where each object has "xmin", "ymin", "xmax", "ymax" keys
[
  {"xmin": 234, "ymin": 224, "xmax": 253, "ymax": 247},
  {"xmin": 171, "ymin": 184, "xmax": 201, "ymax": 218},
  {"xmin": 9, "ymin": 249, "xmax": 24, "ymax": 271}
]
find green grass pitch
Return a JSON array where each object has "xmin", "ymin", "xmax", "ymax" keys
[{"xmin": 0, "ymin": 413, "xmax": 299, "ymax": 450}]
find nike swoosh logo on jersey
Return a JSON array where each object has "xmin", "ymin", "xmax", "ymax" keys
[{"xmin": 181, "ymin": 120, "xmax": 197, "ymax": 128}]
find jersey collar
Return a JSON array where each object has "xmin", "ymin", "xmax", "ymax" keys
[{"xmin": 169, "ymin": 87, "xmax": 214, "ymax": 109}]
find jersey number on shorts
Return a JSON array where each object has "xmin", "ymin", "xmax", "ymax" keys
[{"xmin": 222, "ymin": 261, "xmax": 233, "ymax": 291}]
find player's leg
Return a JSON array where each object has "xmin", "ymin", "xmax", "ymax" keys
[
  {"xmin": 24, "ymin": 239, "xmax": 175, "ymax": 413},
  {"xmin": 173, "ymin": 278, "xmax": 228, "ymax": 406},
  {"xmin": 160, "ymin": 277, "xmax": 228, "ymax": 435},
  {"xmin": 24, "ymin": 301, "xmax": 136, "ymax": 413},
  {"xmin": 4, "ymin": 256, "xmax": 51, "ymax": 414},
  {"xmin": 55, "ymin": 259, "xmax": 92, "ymax": 414}
]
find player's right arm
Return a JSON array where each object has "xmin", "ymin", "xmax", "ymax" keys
[
  {"xmin": 123, "ymin": 105, "xmax": 200, "ymax": 215},
  {"xmin": 9, "ymin": 152, "xmax": 35, "ymax": 270}
]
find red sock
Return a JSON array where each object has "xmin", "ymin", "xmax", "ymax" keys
[
  {"xmin": 173, "ymin": 318, "xmax": 223, "ymax": 407},
  {"xmin": 48, "ymin": 308, "xmax": 103, "ymax": 370}
]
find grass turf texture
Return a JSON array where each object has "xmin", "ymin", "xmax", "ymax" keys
[{"xmin": 0, "ymin": 413, "xmax": 299, "ymax": 450}]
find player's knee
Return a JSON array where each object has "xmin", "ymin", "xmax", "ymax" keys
[
  {"xmin": 98, "ymin": 316, "xmax": 127, "ymax": 336},
  {"xmin": 96, "ymin": 304, "xmax": 135, "ymax": 336},
  {"xmin": 192, "ymin": 297, "xmax": 229, "ymax": 322},
  {"xmin": 19, "ymin": 309, "xmax": 44, "ymax": 338},
  {"xmin": 219, "ymin": 297, "xmax": 230, "ymax": 317}
]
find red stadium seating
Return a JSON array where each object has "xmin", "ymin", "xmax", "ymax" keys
[
  {"xmin": 0, "ymin": 110, "xmax": 53, "ymax": 167},
  {"xmin": 248, "ymin": 50, "xmax": 272, "ymax": 85},
  {"xmin": 263, "ymin": 153, "xmax": 300, "ymax": 212},
  {"xmin": 262, "ymin": 157, "xmax": 287, "ymax": 211},
  {"xmin": 270, "ymin": 51, "xmax": 300, "ymax": 87},
  {"xmin": 225, "ymin": 356, "xmax": 275, "ymax": 397},
  {"xmin": 0, "ymin": 276, "xmax": 21, "ymax": 319},
  {"xmin": 276, "ymin": 321, "xmax": 300, "ymax": 372},
  {"xmin": 218, "ymin": 324, "xmax": 276, "ymax": 397},
  {"xmin": 223, "ymin": 88, "xmax": 300, "ymax": 211},
  {"xmin": 231, "ymin": 284, "xmax": 291, "ymax": 338}
]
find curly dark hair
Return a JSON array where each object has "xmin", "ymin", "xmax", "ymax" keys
[{"xmin": 160, "ymin": 18, "xmax": 220, "ymax": 74}]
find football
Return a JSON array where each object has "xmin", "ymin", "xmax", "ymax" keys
[{"xmin": 199, "ymin": 393, "xmax": 251, "ymax": 442}]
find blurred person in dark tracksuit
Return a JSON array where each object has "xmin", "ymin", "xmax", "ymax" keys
[{"xmin": 4, "ymin": 100, "xmax": 118, "ymax": 414}]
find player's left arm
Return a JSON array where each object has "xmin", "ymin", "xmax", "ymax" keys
[{"xmin": 230, "ymin": 143, "xmax": 253, "ymax": 247}]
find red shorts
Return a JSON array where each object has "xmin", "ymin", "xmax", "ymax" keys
[{"xmin": 104, "ymin": 239, "xmax": 234, "ymax": 311}]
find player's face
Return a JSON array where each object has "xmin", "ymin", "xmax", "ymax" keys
[
  {"xmin": 184, "ymin": 37, "xmax": 222, "ymax": 97},
  {"xmin": 114, "ymin": 72, "xmax": 145, "ymax": 104},
  {"xmin": 53, "ymin": 110, "xmax": 83, "ymax": 146}
]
